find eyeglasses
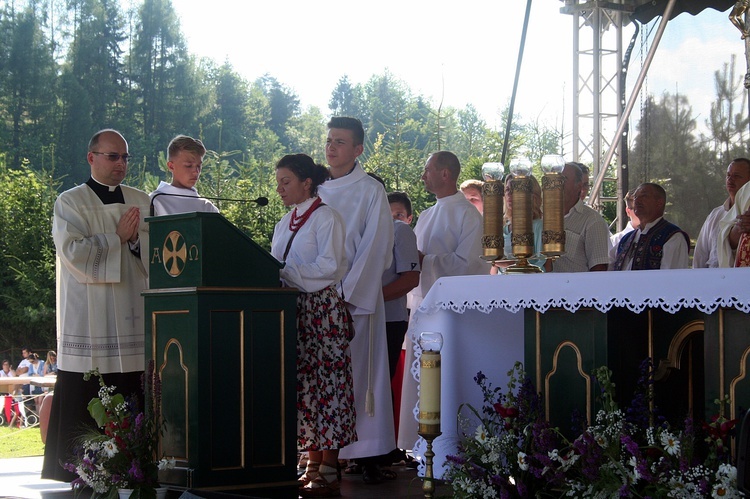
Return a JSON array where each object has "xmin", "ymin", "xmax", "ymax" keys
[{"xmin": 91, "ymin": 151, "xmax": 130, "ymax": 162}]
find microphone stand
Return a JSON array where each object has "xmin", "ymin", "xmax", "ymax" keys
[{"xmin": 149, "ymin": 192, "xmax": 269, "ymax": 217}]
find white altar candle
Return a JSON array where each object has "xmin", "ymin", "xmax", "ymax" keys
[{"xmin": 419, "ymin": 350, "xmax": 441, "ymax": 425}]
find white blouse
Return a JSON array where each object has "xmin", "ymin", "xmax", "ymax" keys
[{"xmin": 270, "ymin": 197, "xmax": 348, "ymax": 293}]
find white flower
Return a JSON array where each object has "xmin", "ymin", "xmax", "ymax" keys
[
  {"xmin": 517, "ymin": 451, "xmax": 529, "ymax": 471},
  {"xmin": 716, "ymin": 463, "xmax": 737, "ymax": 481},
  {"xmin": 159, "ymin": 457, "xmax": 176, "ymax": 470},
  {"xmin": 101, "ymin": 439, "xmax": 118, "ymax": 458},
  {"xmin": 628, "ymin": 456, "xmax": 641, "ymax": 482},
  {"xmin": 559, "ymin": 450, "xmax": 579, "ymax": 471},
  {"xmin": 712, "ymin": 481, "xmax": 738, "ymax": 498},
  {"xmin": 660, "ymin": 431, "xmax": 681, "ymax": 457},
  {"xmin": 474, "ymin": 425, "xmax": 488, "ymax": 444},
  {"xmin": 594, "ymin": 433, "xmax": 608, "ymax": 448}
]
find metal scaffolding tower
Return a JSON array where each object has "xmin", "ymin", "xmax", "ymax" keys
[{"xmin": 560, "ymin": 1, "xmax": 636, "ymax": 225}]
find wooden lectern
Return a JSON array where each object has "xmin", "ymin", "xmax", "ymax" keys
[{"xmin": 143, "ymin": 212, "xmax": 298, "ymax": 497}]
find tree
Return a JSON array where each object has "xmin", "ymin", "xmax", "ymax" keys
[
  {"xmin": 329, "ymin": 75, "xmax": 364, "ymax": 118},
  {"xmin": 57, "ymin": 0, "xmax": 127, "ymax": 184},
  {"xmin": 455, "ymin": 104, "xmax": 488, "ymax": 159},
  {"xmin": 255, "ymin": 74, "xmax": 300, "ymax": 150},
  {"xmin": 706, "ymin": 55, "xmax": 749, "ymax": 158},
  {"xmin": 0, "ymin": 4, "xmax": 58, "ymax": 169},
  {"xmin": 203, "ymin": 61, "xmax": 250, "ymax": 154},
  {"xmin": 285, "ymin": 106, "xmax": 326, "ymax": 161},
  {"xmin": 130, "ymin": 0, "xmax": 199, "ymax": 171},
  {"xmin": 0, "ymin": 160, "xmax": 58, "ymax": 348},
  {"xmin": 629, "ymin": 92, "xmax": 720, "ymax": 238}
]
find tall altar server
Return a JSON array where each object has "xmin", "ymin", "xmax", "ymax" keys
[
  {"xmin": 318, "ymin": 117, "xmax": 396, "ymax": 482},
  {"xmin": 43, "ymin": 129, "xmax": 150, "ymax": 481}
]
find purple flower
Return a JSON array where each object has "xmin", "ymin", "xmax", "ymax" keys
[{"xmin": 128, "ymin": 460, "xmax": 145, "ymax": 483}]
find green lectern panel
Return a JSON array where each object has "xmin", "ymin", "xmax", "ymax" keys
[
  {"xmin": 147, "ymin": 212, "xmax": 283, "ymax": 289},
  {"xmin": 209, "ymin": 310, "xmax": 243, "ymax": 470},
  {"xmin": 144, "ymin": 287, "xmax": 298, "ymax": 495},
  {"xmin": 154, "ymin": 311, "xmax": 191, "ymax": 462},
  {"xmin": 249, "ymin": 310, "xmax": 287, "ymax": 467}
]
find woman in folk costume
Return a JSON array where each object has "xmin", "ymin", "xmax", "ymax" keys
[{"xmin": 270, "ymin": 153, "xmax": 356, "ymax": 498}]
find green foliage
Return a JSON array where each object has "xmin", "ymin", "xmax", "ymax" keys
[
  {"xmin": 0, "ymin": 159, "xmax": 58, "ymax": 348},
  {"xmin": 629, "ymin": 91, "xmax": 735, "ymax": 239}
]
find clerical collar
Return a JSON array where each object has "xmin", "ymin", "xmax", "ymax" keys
[{"xmin": 86, "ymin": 177, "xmax": 124, "ymax": 204}]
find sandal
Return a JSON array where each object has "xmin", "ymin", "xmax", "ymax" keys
[
  {"xmin": 299, "ymin": 465, "xmax": 340, "ymax": 498},
  {"xmin": 380, "ymin": 468, "xmax": 397, "ymax": 480},
  {"xmin": 298, "ymin": 461, "xmax": 320, "ymax": 487},
  {"xmin": 343, "ymin": 463, "xmax": 362, "ymax": 474}
]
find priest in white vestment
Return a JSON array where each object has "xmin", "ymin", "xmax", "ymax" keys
[
  {"xmin": 317, "ymin": 117, "xmax": 396, "ymax": 484},
  {"xmin": 696, "ymin": 158, "xmax": 750, "ymax": 268},
  {"xmin": 42, "ymin": 130, "xmax": 150, "ymax": 481},
  {"xmin": 718, "ymin": 178, "xmax": 750, "ymax": 267}
]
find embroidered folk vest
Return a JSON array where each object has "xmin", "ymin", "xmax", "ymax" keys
[{"xmin": 613, "ymin": 218, "xmax": 689, "ymax": 271}]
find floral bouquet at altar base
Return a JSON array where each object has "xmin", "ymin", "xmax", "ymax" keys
[
  {"xmin": 64, "ymin": 361, "xmax": 175, "ymax": 499},
  {"xmin": 443, "ymin": 360, "xmax": 742, "ymax": 499}
]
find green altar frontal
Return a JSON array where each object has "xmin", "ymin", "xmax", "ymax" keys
[{"xmin": 144, "ymin": 212, "xmax": 298, "ymax": 497}]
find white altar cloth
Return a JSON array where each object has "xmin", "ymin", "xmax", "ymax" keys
[{"xmin": 398, "ymin": 268, "xmax": 750, "ymax": 478}]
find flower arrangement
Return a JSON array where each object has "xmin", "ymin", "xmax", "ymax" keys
[
  {"xmin": 65, "ymin": 361, "xmax": 174, "ymax": 499},
  {"xmin": 444, "ymin": 362, "xmax": 566, "ymax": 498},
  {"xmin": 444, "ymin": 360, "xmax": 741, "ymax": 498}
]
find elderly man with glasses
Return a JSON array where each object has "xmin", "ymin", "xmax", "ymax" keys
[{"xmin": 42, "ymin": 129, "xmax": 150, "ymax": 482}]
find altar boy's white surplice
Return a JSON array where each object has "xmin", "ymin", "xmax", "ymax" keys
[
  {"xmin": 53, "ymin": 184, "xmax": 150, "ymax": 374},
  {"xmin": 318, "ymin": 161, "xmax": 396, "ymax": 459},
  {"xmin": 409, "ymin": 191, "xmax": 485, "ymax": 309}
]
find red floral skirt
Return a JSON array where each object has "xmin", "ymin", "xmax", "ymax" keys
[{"xmin": 296, "ymin": 285, "xmax": 357, "ymax": 451}]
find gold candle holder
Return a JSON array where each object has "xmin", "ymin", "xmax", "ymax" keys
[
  {"xmin": 418, "ymin": 332, "xmax": 443, "ymax": 499},
  {"xmin": 540, "ymin": 155, "xmax": 566, "ymax": 258},
  {"xmin": 481, "ymin": 180, "xmax": 504, "ymax": 261},
  {"xmin": 506, "ymin": 159, "xmax": 541, "ymax": 274},
  {"xmin": 481, "ymin": 162, "xmax": 505, "ymax": 262}
]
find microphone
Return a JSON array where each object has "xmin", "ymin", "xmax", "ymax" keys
[{"xmin": 150, "ymin": 192, "xmax": 270, "ymax": 216}]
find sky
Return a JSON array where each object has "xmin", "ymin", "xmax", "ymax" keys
[{"xmin": 172, "ymin": 1, "xmax": 744, "ymax": 159}]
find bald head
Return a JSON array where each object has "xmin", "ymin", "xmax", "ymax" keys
[
  {"xmin": 421, "ymin": 151, "xmax": 461, "ymax": 199},
  {"xmin": 727, "ymin": 158, "xmax": 750, "ymax": 204}
]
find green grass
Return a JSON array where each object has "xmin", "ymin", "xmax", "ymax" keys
[{"xmin": 0, "ymin": 425, "xmax": 44, "ymax": 458}]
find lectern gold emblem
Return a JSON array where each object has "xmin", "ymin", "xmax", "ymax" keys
[{"xmin": 163, "ymin": 231, "xmax": 187, "ymax": 277}]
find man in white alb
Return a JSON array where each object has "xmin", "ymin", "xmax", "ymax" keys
[
  {"xmin": 408, "ymin": 151, "xmax": 485, "ymax": 311},
  {"xmin": 317, "ymin": 117, "xmax": 396, "ymax": 484},
  {"xmin": 694, "ymin": 158, "xmax": 750, "ymax": 268}
]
